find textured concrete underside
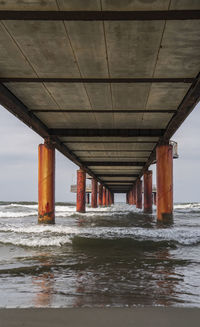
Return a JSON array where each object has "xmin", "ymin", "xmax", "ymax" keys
[{"xmin": 0, "ymin": 0, "xmax": 200, "ymax": 190}]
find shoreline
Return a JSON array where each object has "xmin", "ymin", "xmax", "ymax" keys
[{"xmin": 1, "ymin": 308, "xmax": 200, "ymax": 327}]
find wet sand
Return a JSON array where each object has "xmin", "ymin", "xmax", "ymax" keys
[{"xmin": 0, "ymin": 308, "xmax": 200, "ymax": 327}]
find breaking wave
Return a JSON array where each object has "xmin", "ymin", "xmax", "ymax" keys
[{"xmin": 0, "ymin": 223, "xmax": 200, "ymax": 248}]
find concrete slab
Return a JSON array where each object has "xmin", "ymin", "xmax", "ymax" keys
[
  {"xmin": 170, "ymin": 0, "xmax": 200, "ymax": 10},
  {"xmin": 105, "ymin": 21, "xmax": 164, "ymax": 77},
  {"xmin": 154, "ymin": 20, "xmax": 200, "ymax": 78},
  {"xmin": 101, "ymin": 176, "xmax": 138, "ymax": 181},
  {"xmin": 80, "ymin": 157, "xmax": 147, "ymax": 162},
  {"xmin": 67, "ymin": 143, "xmax": 155, "ymax": 151},
  {"xmin": 112, "ymin": 84, "xmax": 150, "ymax": 109},
  {"xmin": 141, "ymin": 113, "xmax": 173, "ymax": 129},
  {"xmin": 66, "ymin": 22, "xmax": 108, "ymax": 77},
  {"xmin": 0, "ymin": 23, "xmax": 34, "ymax": 77},
  {"xmin": 74, "ymin": 151, "xmax": 151, "ymax": 157},
  {"xmin": 0, "ymin": 0, "xmax": 58, "ymax": 10},
  {"xmin": 60, "ymin": 137, "xmax": 159, "ymax": 143},
  {"xmin": 85, "ymin": 84, "xmax": 113, "ymax": 110},
  {"xmin": 58, "ymin": 0, "xmax": 100, "ymax": 10},
  {"xmin": 5, "ymin": 83, "xmax": 58, "ymax": 109},
  {"xmin": 102, "ymin": 0, "xmax": 170, "ymax": 10},
  {"xmin": 147, "ymin": 83, "xmax": 191, "ymax": 110},
  {"xmin": 43, "ymin": 83, "xmax": 91, "ymax": 109},
  {"xmin": 4, "ymin": 21, "xmax": 80, "ymax": 77}
]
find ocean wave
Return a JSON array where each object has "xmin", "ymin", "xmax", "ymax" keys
[
  {"xmin": 174, "ymin": 203, "xmax": 200, "ymax": 210},
  {"xmin": 0, "ymin": 225, "xmax": 200, "ymax": 247},
  {"xmin": 0, "ymin": 235, "xmax": 72, "ymax": 247},
  {"xmin": 0, "ymin": 211, "xmax": 37, "ymax": 218}
]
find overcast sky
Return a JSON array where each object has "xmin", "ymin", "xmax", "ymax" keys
[{"xmin": 0, "ymin": 102, "xmax": 200, "ymax": 203}]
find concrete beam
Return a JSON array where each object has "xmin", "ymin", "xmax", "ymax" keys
[{"xmin": 0, "ymin": 10, "xmax": 200, "ymax": 21}]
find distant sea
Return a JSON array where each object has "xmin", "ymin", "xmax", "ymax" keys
[{"xmin": 0, "ymin": 201, "xmax": 200, "ymax": 308}]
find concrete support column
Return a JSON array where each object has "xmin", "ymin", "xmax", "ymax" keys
[
  {"xmin": 109, "ymin": 191, "xmax": 112, "ymax": 205},
  {"xmin": 102, "ymin": 187, "xmax": 106, "ymax": 206},
  {"xmin": 129, "ymin": 191, "xmax": 132, "ymax": 205},
  {"xmin": 106, "ymin": 189, "xmax": 109, "ymax": 206},
  {"xmin": 91, "ymin": 178, "xmax": 98, "ymax": 208},
  {"xmin": 143, "ymin": 170, "xmax": 152, "ymax": 213},
  {"xmin": 112, "ymin": 193, "xmax": 115, "ymax": 205},
  {"xmin": 76, "ymin": 169, "xmax": 86, "ymax": 213},
  {"xmin": 98, "ymin": 184, "xmax": 103, "ymax": 206},
  {"xmin": 130, "ymin": 189, "xmax": 134, "ymax": 205},
  {"xmin": 153, "ymin": 192, "xmax": 156, "ymax": 206},
  {"xmin": 136, "ymin": 179, "xmax": 142, "ymax": 209},
  {"xmin": 126, "ymin": 193, "xmax": 129, "ymax": 204},
  {"xmin": 86, "ymin": 193, "xmax": 90, "ymax": 205},
  {"xmin": 132, "ymin": 184, "xmax": 136, "ymax": 205},
  {"xmin": 156, "ymin": 144, "xmax": 173, "ymax": 221},
  {"xmin": 38, "ymin": 142, "xmax": 55, "ymax": 224}
]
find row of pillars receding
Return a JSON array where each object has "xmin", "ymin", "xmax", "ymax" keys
[
  {"xmin": 38, "ymin": 142, "xmax": 173, "ymax": 224},
  {"xmin": 77, "ymin": 170, "xmax": 114, "ymax": 213},
  {"xmin": 126, "ymin": 143, "xmax": 173, "ymax": 222}
]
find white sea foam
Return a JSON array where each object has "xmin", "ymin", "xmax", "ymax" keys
[
  {"xmin": 0, "ymin": 224, "xmax": 200, "ymax": 247},
  {"xmin": 174, "ymin": 203, "xmax": 200, "ymax": 210},
  {"xmin": 0, "ymin": 234, "xmax": 72, "ymax": 247},
  {"xmin": 0, "ymin": 211, "xmax": 37, "ymax": 218}
]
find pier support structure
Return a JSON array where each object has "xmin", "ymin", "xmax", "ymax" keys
[
  {"xmin": 112, "ymin": 193, "xmax": 114, "ymax": 205},
  {"xmin": 133, "ymin": 184, "xmax": 136, "ymax": 205},
  {"xmin": 102, "ymin": 187, "xmax": 106, "ymax": 206},
  {"xmin": 109, "ymin": 191, "xmax": 113, "ymax": 205},
  {"xmin": 156, "ymin": 143, "xmax": 173, "ymax": 221},
  {"xmin": 76, "ymin": 169, "xmax": 86, "ymax": 213},
  {"xmin": 129, "ymin": 189, "xmax": 133, "ymax": 205},
  {"xmin": 143, "ymin": 170, "xmax": 152, "ymax": 213},
  {"xmin": 86, "ymin": 193, "xmax": 90, "ymax": 205},
  {"xmin": 38, "ymin": 141, "xmax": 55, "ymax": 224},
  {"xmin": 98, "ymin": 184, "xmax": 103, "ymax": 206},
  {"xmin": 106, "ymin": 188, "xmax": 109, "ymax": 206},
  {"xmin": 91, "ymin": 178, "xmax": 98, "ymax": 208},
  {"xmin": 136, "ymin": 179, "xmax": 142, "ymax": 209},
  {"xmin": 153, "ymin": 192, "xmax": 157, "ymax": 206},
  {"xmin": 126, "ymin": 193, "xmax": 129, "ymax": 204}
]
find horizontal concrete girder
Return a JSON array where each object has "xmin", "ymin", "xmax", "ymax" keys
[
  {"xmin": 49, "ymin": 129, "xmax": 165, "ymax": 137},
  {"xmin": 0, "ymin": 10, "xmax": 200, "ymax": 21}
]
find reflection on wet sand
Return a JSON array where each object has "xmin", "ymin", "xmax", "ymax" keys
[{"xmin": 32, "ymin": 254, "xmax": 54, "ymax": 307}]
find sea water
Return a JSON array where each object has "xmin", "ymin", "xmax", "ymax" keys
[{"xmin": 0, "ymin": 202, "xmax": 200, "ymax": 308}]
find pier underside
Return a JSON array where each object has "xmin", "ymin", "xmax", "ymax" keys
[{"xmin": 0, "ymin": 1, "xmax": 200, "ymax": 219}]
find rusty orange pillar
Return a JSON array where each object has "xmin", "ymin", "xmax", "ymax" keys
[
  {"xmin": 109, "ymin": 191, "xmax": 112, "ymax": 205},
  {"xmin": 76, "ymin": 169, "xmax": 86, "ymax": 213},
  {"xmin": 102, "ymin": 187, "xmax": 106, "ymax": 206},
  {"xmin": 130, "ymin": 189, "xmax": 134, "ymax": 205},
  {"xmin": 98, "ymin": 184, "xmax": 103, "ymax": 206},
  {"xmin": 38, "ymin": 142, "xmax": 55, "ymax": 224},
  {"xmin": 143, "ymin": 170, "xmax": 152, "ymax": 213},
  {"xmin": 136, "ymin": 179, "xmax": 142, "ymax": 209},
  {"xmin": 156, "ymin": 144, "xmax": 173, "ymax": 221},
  {"xmin": 106, "ymin": 189, "xmax": 109, "ymax": 206},
  {"xmin": 91, "ymin": 178, "xmax": 98, "ymax": 208},
  {"xmin": 133, "ymin": 184, "xmax": 136, "ymax": 205},
  {"xmin": 129, "ymin": 191, "xmax": 132, "ymax": 205},
  {"xmin": 86, "ymin": 193, "xmax": 90, "ymax": 205}
]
